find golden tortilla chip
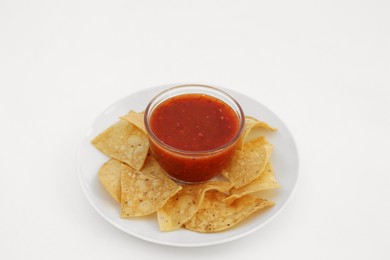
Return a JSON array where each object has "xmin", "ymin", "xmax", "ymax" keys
[
  {"xmin": 239, "ymin": 116, "xmax": 277, "ymax": 148},
  {"xmin": 98, "ymin": 159, "xmax": 123, "ymax": 202},
  {"xmin": 139, "ymin": 153, "xmax": 166, "ymax": 176},
  {"xmin": 120, "ymin": 163, "xmax": 181, "ymax": 217},
  {"xmin": 157, "ymin": 182, "xmax": 231, "ymax": 231},
  {"xmin": 222, "ymin": 137, "xmax": 273, "ymax": 189},
  {"xmin": 184, "ymin": 190, "xmax": 274, "ymax": 233},
  {"xmin": 91, "ymin": 120, "xmax": 149, "ymax": 170},
  {"xmin": 120, "ymin": 110, "xmax": 146, "ymax": 133},
  {"xmin": 223, "ymin": 163, "xmax": 280, "ymax": 203}
]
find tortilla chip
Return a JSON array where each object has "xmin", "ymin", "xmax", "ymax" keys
[
  {"xmin": 157, "ymin": 182, "xmax": 231, "ymax": 231},
  {"xmin": 139, "ymin": 153, "xmax": 166, "ymax": 176},
  {"xmin": 98, "ymin": 159, "xmax": 123, "ymax": 202},
  {"xmin": 120, "ymin": 163, "xmax": 181, "ymax": 217},
  {"xmin": 91, "ymin": 120, "xmax": 149, "ymax": 170},
  {"xmin": 239, "ymin": 116, "xmax": 277, "ymax": 148},
  {"xmin": 184, "ymin": 190, "xmax": 274, "ymax": 232},
  {"xmin": 120, "ymin": 110, "xmax": 146, "ymax": 133},
  {"xmin": 223, "ymin": 163, "xmax": 280, "ymax": 203},
  {"xmin": 222, "ymin": 137, "xmax": 273, "ymax": 189}
]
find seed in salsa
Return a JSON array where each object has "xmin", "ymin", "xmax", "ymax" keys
[{"xmin": 150, "ymin": 94, "xmax": 239, "ymax": 151}]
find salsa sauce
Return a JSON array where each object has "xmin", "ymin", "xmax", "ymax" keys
[
  {"xmin": 148, "ymin": 93, "xmax": 242, "ymax": 183},
  {"xmin": 150, "ymin": 94, "xmax": 239, "ymax": 151}
]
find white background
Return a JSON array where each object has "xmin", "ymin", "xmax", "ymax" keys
[{"xmin": 0, "ymin": 0, "xmax": 389, "ymax": 259}]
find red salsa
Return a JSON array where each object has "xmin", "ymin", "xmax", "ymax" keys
[
  {"xmin": 148, "ymin": 93, "xmax": 242, "ymax": 183},
  {"xmin": 150, "ymin": 94, "xmax": 239, "ymax": 151}
]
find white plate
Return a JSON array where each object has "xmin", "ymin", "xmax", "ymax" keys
[{"xmin": 77, "ymin": 85, "xmax": 299, "ymax": 247}]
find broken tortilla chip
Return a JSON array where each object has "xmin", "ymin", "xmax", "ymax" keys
[
  {"xmin": 120, "ymin": 110, "xmax": 146, "ymax": 133},
  {"xmin": 120, "ymin": 163, "xmax": 181, "ymax": 217},
  {"xmin": 184, "ymin": 190, "xmax": 275, "ymax": 233},
  {"xmin": 98, "ymin": 159, "xmax": 123, "ymax": 202},
  {"xmin": 222, "ymin": 137, "xmax": 273, "ymax": 189},
  {"xmin": 223, "ymin": 163, "xmax": 280, "ymax": 203},
  {"xmin": 91, "ymin": 120, "xmax": 149, "ymax": 170},
  {"xmin": 157, "ymin": 181, "xmax": 231, "ymax": 231}
]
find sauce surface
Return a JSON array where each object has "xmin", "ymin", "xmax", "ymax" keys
[{"xmin": 150, "ymin": 94, "xmax": 239, "ymax": 151}]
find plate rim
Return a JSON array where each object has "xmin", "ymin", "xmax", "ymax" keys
[{"xmin": 77, "ymin": 85, "xmax": 300, "ymax": 247}]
